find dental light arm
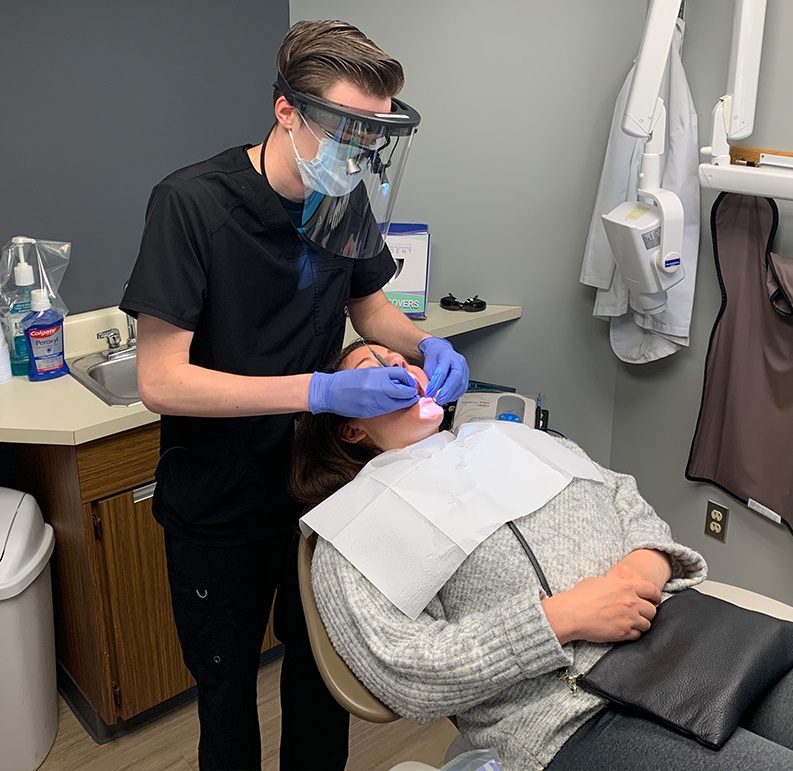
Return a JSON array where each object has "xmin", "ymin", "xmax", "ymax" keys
[
  {"xmin": 722, "ymin": 0, "xmax": 765, "ymax": 143},
  {"xmin": 621, "ymin": 0, "xmax": 681, "ymax": 140},
  {"xmin": 602, "ymin": 0, "xmax": 793, "ymax": 315},
  {"xmin": 624, "ymin": 0, "xmax": 793, "ymax": 197},
  {"xmin": 601, "ymin": 0, "xmax": 685, "ymax": 315},
  {"xmin": 696, "ymin": 0, "xmax": 793, "ymax": 199}
]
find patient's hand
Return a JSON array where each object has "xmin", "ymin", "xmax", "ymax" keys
[
  {"xmin": 606, "ymin": 561, "xmax": 647, "ymax": 585},
  {"xmin": 607, "ymin": 549, "xmax": 673, "ymax": 592},
  {"xmin": 542, "ymin": 574, "xmax": 661, "ymax": 646}
]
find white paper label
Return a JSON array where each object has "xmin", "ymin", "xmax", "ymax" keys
[{"xmin": 747, "ymin": 498, "xmax": 782, "ymax": 524}]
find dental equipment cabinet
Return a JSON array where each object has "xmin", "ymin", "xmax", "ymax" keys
[
  {"xmin": 0, "ymin": 301, "xmax": 522, "ymax": 743},
  {"xmin": 606, "ymin": 0, "xmax": 793, "ymax": 315}
]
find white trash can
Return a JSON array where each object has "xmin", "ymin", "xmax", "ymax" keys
[{"xmin": 0, "ymin": 488, "xmax": 57, "ymax": 771}]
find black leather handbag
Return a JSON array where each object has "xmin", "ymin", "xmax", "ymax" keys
[{"xmin": 507, "ymin": 522, "xmax": 793, "ymax": 749}]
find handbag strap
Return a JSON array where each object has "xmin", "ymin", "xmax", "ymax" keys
[
  {"xmin": 506, "ymin": 521, "xmax": 554, "ymax": 597},
  {"xmin": 508, "ymin": 522, "xmax": 576, "ymax": 689}
]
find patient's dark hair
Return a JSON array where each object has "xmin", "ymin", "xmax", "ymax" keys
[{"xmin": 290, "ymin": 338, "xmax": 382, "ymax": 508}]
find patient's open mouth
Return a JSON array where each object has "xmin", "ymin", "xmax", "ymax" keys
[{"xmin": 409, "ymin": 372, "xmax": 426, "ymax": 398}]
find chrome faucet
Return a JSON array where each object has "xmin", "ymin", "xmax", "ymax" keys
[
  {"xmin": 96, "ymin": 282, "xmax": 138, "ymax": 360},
  {"xmin": 97, "ymin": 326, "xmax": 136, "ymax": 360},
  {"xmin": 122, "ymin": 281, "xmax": 137, "ymax": 347},
  {"xmin": 125, "ymin": 312, "xmax": 137, "ymax": 347},
  {"xmin": 97, "ymin": 328, "xmax": 122, "ymax": 351}
]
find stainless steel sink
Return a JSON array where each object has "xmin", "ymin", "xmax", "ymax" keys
[{"xmin": 68, "ymin": 350, "xmax": 141, "ymax": 406}]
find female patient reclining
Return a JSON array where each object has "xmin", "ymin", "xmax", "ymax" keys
[{"xmin": 290, "ymin": 339, "xmax": 793, "ymax": 771}]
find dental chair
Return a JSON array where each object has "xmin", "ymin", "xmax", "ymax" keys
[
  {"xmin": 297, "ymin": 532, "xmax": 400, "ymax": 724},
  {"xmin": 298, "ymin": 533, "xmax": 475, "ymax": 770},
  {"xmin": 298, "ymin": 532, "xmax": 793, "ymax": 771}
]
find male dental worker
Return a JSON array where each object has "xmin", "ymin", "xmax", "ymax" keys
[{"xmin": 120, "ymin": 18, "xmax": 468, "ymax": 771}]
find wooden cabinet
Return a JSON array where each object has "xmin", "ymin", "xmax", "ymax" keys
[
  {"xmin": 5, "ymin": 422, "xmax": 279, "ymax": 741},
  {"xmin": 92, "ymin": 489, "xmax": 193, "ymax": 720}
]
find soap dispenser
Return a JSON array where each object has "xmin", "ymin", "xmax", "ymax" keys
[{"xmin": 7, "ymin": 236, "xmax": 35, "ymax": 376}]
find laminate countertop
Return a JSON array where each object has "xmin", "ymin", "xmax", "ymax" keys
[{"xmin": 0, "ymin": 303, "xmax": 522, "ymax": 446}]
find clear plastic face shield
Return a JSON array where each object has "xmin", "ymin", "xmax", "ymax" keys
[{"xmin": 276, "ymin": 73, "xmax": 421, "ymax": 259}]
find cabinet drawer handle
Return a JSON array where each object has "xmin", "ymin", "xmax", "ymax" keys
[{"xmin": 132, "ymin": 482, "xmax": 156, "ymax": 504}]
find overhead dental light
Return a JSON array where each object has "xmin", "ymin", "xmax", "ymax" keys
[
  {"xmin": 637, "ymin": 0, "xmax": 793, "ymax": 198},
  {"xmin": 601, "ymin": 0, "xmax": 685, "ymax": 315},
  {"xmin": 695, "ymin": 0, "xmax": 793, "ymax": 197},
  {"xmin": 602, "ymin": 0, "xmax": 793, "ymax": 315}
]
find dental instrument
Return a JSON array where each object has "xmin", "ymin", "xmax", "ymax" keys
[
  {"xmin": 367, "ymin": 346, "xmax": 391, "ymax": 368},
  {"xmin": 367, "ymin": 345, "xmax": 444, "ymax": 420}
]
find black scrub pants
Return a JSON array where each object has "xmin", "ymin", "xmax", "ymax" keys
[{"xmin": 164, "ymin": 525, "xmax": 350, "ymax": 771}]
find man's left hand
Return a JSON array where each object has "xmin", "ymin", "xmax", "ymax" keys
[{"xmin": 418, "ymin": 337, "xmax": 469, "ymax": 405}]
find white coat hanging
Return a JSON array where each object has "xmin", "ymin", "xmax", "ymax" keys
[{"xmin": 580, "ymin": 20, "xmax": 699, "ymax": 364}]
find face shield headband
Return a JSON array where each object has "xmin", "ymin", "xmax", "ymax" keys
[{"xmin": 275, "ymin": 72, "xmax": 421, "ymax": 259}]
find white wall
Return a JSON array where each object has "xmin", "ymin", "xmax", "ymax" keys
[
  {"xmin": 290, "ymin": 0, "xmax": 649, "ymax": 464},
  {"xmin": 610, "ymin": 1, "xmax": 793, "ymax": 606}
]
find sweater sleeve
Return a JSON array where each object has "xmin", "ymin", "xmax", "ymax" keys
[
  {"xmin": 608, "ymin": 466, "xmax": 708, "ymax": 592},
  {"xmin": 312, "ymin": 538, "xmax": 573, "ymax": 723},
  {"xmin": 556, "ymin": 438, "xmax": 707, "ymax": 592}
]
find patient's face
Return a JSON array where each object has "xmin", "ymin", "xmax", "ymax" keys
[{"xmin": 341, "ymin": 344, "xmax": 445, "ymax": 451}]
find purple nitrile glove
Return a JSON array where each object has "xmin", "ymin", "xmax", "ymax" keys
[
  {"xmin": 419, "ymin": 336, "xmax": 470, "ymax": 405},
  {"xmin": 308, "ymin": 366, "xmax": 419, "ymax": 418}
]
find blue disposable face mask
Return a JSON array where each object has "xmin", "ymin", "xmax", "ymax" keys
[{"xmin": 289, "ymin": 120, "xmax": 365, "ymax": 198}]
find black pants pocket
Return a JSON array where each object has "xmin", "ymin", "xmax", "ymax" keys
[
  {"xmin": 167, "ymin": 571, "xmax": 233, "ymax": 676},
  {"xmin": 167, "ymin": 566, "xmax": 264, "ymax": 770}
]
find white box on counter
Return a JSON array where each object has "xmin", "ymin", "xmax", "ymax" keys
[{"xmin": 384, "ymin": 223, "xmax": 430, "ymax": 319}]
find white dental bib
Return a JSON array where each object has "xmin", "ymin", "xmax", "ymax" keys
[{"xmin": 300, "ymin": 421, "xmax": 603, "ymax": 618}]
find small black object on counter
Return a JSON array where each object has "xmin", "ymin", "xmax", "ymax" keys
[
  {"xmin": 463, "ymin": 295, "xmax": 486, "ymax": 312},
  {"xmin": 440, "ymin": 293, "xmax": 463, "ymax": 310}
]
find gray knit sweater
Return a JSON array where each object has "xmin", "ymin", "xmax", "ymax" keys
[{"xmin": 312, "ymin": 438, "xmax": 707, "ymax": 771}]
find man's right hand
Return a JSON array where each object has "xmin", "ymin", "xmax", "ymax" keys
[
  {"xmin": 542, "ymin": 574, "xmax": 662, "ymax": 646},
  {"xmin": 308, "ymin": 367, "xmax": 420, "ymax": 418}
]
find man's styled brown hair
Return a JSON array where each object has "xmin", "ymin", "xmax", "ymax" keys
[
  {"xmin": 290, "ymin": 339, "xmax": 382, "ymax": 509},
  {"xmin": 274, "ymin": 20, "xmax": 405, "ymax": 103}
]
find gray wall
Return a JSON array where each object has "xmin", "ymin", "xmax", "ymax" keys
[
  {"xmin": 0, "ymin": 0, "xmax": 290, "ymax": 314},
  {"xmin": 291, "ymin": 0, "xmax": 651, "ymax": 465},
  {"xmin": 291, "ymin": 1, "xmax": 793, "ymax": 602},
  {"xmin": 611, "ymin": 1, "xmax": 793, "ymax": 606}
]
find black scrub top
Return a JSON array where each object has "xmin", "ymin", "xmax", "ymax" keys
[{"xmin": 121, "ymin": 145, "xmax": 396, "ymax": 544}]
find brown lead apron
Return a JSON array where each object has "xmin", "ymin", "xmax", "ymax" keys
[{"xmin": 686, "ymin": 193, "xmax": 793, "ymax": 533}]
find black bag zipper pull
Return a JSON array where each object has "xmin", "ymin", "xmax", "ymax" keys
[{"xmin": 557, "ymin": 668, "xmax": 579, "ymax": 696}]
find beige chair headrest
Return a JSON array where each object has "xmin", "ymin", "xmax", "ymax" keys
[{"xmin": 297, "ymin": 533, "xmax": 400, "ymax": 723}]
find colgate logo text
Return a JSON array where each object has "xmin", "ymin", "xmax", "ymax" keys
[{"xmin": 29, "ymin": 326, "xmax": 59, "ymax": 338}]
